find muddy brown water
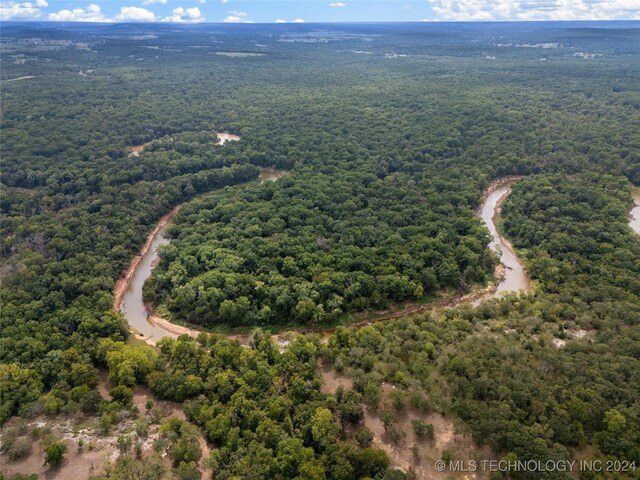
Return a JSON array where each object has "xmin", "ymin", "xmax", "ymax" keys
[
  {"xmin": 631, "ymin": 189, "xmax": 640, "ymax": 235},
  {"xmin": 259, "ymin": 167, "xmax": 287, "ymax": 183},
  {"xmin": 117, "ymin": 168, "xmax": 287, "ymax": 344},
  {"xmin": 478, "ymin": 179, "xmax": 531, "ymax": 298},
  {"xmin": 118, "ymin": 175, "xmax": 530, "ymax": 344},
  {"xmin": 119, "ymin": 228, "xmax": 175, "ymax": 342}
]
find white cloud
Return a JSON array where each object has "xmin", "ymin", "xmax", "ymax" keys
[
  {"xmin": 330, "ymin": 2, "xmax": 346, "ymax": 6},
  {"xmin": 48, "ymin": 3, "xmax": 107, "ymax": 21},
  {"xmin": 6, "ymin": 0, "xmax": 157, "ymax": 22},
  {"xmin": 0, "ymin": 0, "xmax": 47, "ymax": 20},
  {"xmin": 199, "ymin": 0, "xmax": 206, "ymax": 3},
  {"xmin": 114, "ymin": 6, "xmax": 155, "ymax": 21},
  {"xmin": 224, "ymin": 9, "xmax": 253, "ymax": 22},
  {"xmin": 142, "ymin": 0, "xmax": 166, "ymax": 5},
  {"xmin": 35, "ymin": 1, "xmax": 155, "ymax": 22},
  {"xmin": 273, "ymin": 17, "xmax": 303, "ymax": 23},
  {"xmin": 221, "ymin": 0, "xmax": 228, "ymax": 3},
  {"xmin": 163, "ymin": 6, "xmax": 205, "ymax": 22},
  {"xmin": 402, "ymin": 4, "xmax": 411, "ymax": 10},
  {"xmin": 428, "ymin": 0, "xmax": 640, "ymax": 21}
]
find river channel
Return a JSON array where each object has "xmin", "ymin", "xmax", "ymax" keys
[
  {"xmin": 115, "ymin": 168, "xmax": 287, "ymax": 343},
  {"xmin": 117, "ymin": 176, "xmax": 534, "ymax": 344},
  {"xmin": 630, "ymin": 189, "xmax": 640, "ymax": 235},
  {"xmin": 478, "ymin": 178, "xmax": 532, "ymax": 298}
]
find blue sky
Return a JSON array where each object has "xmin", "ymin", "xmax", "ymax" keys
[{"xmin": 1, "ymin": 0, "xmax": 639, "ymax": 23}]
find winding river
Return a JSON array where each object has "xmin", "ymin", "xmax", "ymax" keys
[
  {"xmin": 479, "ymin": 178, "xmax": 532, "ymax": 298},
  {"xmin": 116, "ymin": 176, "xmax": 534, "ymax": 344},
  {"xmin": 115, "ymin": 168, "xmax": 287, "ymax": 344},
  {"xmin": 117, "ymin": 222, "xmax": 176, "ymax": 342}
]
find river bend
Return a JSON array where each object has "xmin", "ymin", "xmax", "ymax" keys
[{"xmin": 116, "ymin": 176, "xmax": 532, "ymax": 344}]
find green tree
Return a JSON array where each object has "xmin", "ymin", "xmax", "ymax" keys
[
  {"xmin": 44, "ymin": 442, "xmax": 67, "ymax": 468},
  {"xmin": 355, "ymin": 426, "xmax": 374, "ymax": 448},
  {"xmin": 311, "ymin": 407, "xmax": 338, "ymax": 449},
  {"xmin": 0, "ymin": 364, "xmax": 43, "ymax": 424}
]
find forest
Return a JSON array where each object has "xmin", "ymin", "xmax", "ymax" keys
[
  {"xmin": 1, "ymin": 21, "xmax": 639, "ymax": 480},
  {"xmin": 323, "ymin": 173, "xmax": 640, "ymax": 479}
]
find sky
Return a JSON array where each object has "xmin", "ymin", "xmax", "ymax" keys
[{"xmin": 1, "ymin": 0, "xmax": 639, "ymax": 23}]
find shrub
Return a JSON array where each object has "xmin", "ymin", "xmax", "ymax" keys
[
  {"xmin": 355, "ymin": 426, "xmax": 374, "ymax": 448},
  {"xmin": 44, "ymin": 442, "xmax": 67, "ymax": 467}
]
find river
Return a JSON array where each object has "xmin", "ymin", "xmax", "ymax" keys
[
  {"xmin": 129, "ymin": 131, "xmax": 240, "ymax": 157},
  {"xmin": 115, "ymin": 168, "xmax": 287, "ymax": 343},
  {"xmin": 116, "ymin": 175, "xmax": 532, "ymax": 344},
  {"xmin": 118, "ymin": 225, "xmax": 176, "ymax": 342},
  {"xmin": 216, "ymin": 133, "xmax": 241, "ymax": 145},
  {"xmin": 478, "ymin": 178, "xmax": 532, "ymax": 298}
]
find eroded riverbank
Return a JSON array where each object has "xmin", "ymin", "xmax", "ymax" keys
[
  {"xmin": 114, "ymin": 168, "xmax": 288, "ymax": 345},
  {"xmin": 115, "ymin": 175, "xmax": 531, "ymax": 345},
  {"xmin": 478, "ymin": 176, "xmax": 532, "ymax": 298}
]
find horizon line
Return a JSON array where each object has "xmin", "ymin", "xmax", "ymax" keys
[{"xmin": 2, "ymin": 19, "xmax": 639, "ymax": 24}]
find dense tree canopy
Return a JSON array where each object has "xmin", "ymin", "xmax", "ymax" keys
[{"xmin": 1, "ymin": 21, "xmax": 639, "ymax": 479}]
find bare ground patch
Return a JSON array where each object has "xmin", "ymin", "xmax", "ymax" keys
[
  {"xmin": 1, "ymin": 372, "xmax": 207, "ymax": 479},
  {"xmin": 319, "ymin": 365, "xmax": 496, "ymax": 479},
  {"xmin": 319, "ymin": 361, "xmax": 354, "ymax": 395},
  {"xmin": 363, "ymin": 406, "xmax": 495, "ymax": 479}
]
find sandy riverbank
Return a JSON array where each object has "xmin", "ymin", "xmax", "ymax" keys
[
  {"xmin": 113, "ymin": 205, "xmax": 183, "ymax": 313},
  {"xmin": 113, "ymin": 176, "xmax": 529, "ymax": 345}
]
